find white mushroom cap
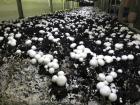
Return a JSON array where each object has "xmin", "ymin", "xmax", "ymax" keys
[
  {"xmin": 127, "ymin": 54, "xmax": 134, "ymax": 60},
  {"xmin": 100, "ymin": 33, "xmax": 105, "ymax": 37},
  {"xmin": 38, "ymin": 38, "xmax": 43, "ymax": 42},
  {"xmin": 53, "ymin": 51, "xmax": 58, "ymax": 54},
  {"xmin": 48, "ymin": 62, "xmax": 54, "ymax": 68},
  {"xmin": 65, "ymin": 33, "xmax": 70, "ymax": 37},
  {"xmin": 15, "ymin": 49, "xmax": 21, "ymax": 54},
  {"xmin": 48, "ymin": 35, "xmax": 54, "ymax": 40},
  {"xmin": 77, "ymin": 45, "xmax": 85, "ymax": 51},
  {"xmin": 35, "ymin": 54, "xmax": 41, "ymax": 60},
  {"xmin": 38, "ymin": 51, "xmax": 43, "ymax": 56},
  {"xmin": 0, "ymin": 36, "xmax": 4, "ymax": 41},
  {"xmin": 108, "ymin": 93, "xmax": 117, "ymax": 102},
  {"xmin": 53, "ymin": 38, "xmax": 60, "ymax": 42},
  {"xmin": 31, "ymin": 45, "xmax": 37, "ymax": 50},
  {"xmin": 138, "ymin": 71, "xmax": 140, "ymax": 75},
  {"xmin": 52, "ymin": 28, "xmax": 59, "ymax": 32},
  {"xmin": 39, "ymin": 30, "xmax": 45, "ymax": 34},
  {"xmin": 121, "ymin": 55, "xmax": 128, "ymax": 61},
  {"xmin": 115, "ymin": 43, "xmax": 123, "ymax": 50},
  {"xmin": 68, "ymin": 36, "xmax": 75, "ymax": 41},
  {"xmin": 31, "ymin": 58, "xmax": 37, "ymax": 64},
  {"xmin": 112, "ymin": 56, "xmax": 116, "ymax": 59},
  {"xmin": 97, "ymin": 55, "xmax": 104, "ymax": 59},
  {"xmin": 89, "ymin": 59, "xmax": 98, "ymax": 67},
  {"xmin": 104, "ymin": 56, "xmax": 113, "ymax": 63},
  {"xmin": 47, "ymin": 54, "xmax": 53, "ymax": 60},
  {"xmin": 79, "ymin": 41, "xmax": 84, "ymax": 44},
  {"xmin": 106, "ymin": 75, "xmax": 113, "ymax": 82},
  {"xmin": 28, "ymin": 50, "xmax": 36, "ymax": 57},
  {"xmin": 96, "ymin": 82, "xmax": 105, "ymax": 89},
  {"xmin": 55, "ymin": 32, "xmax": 58, "ymax": 35},
  {"xmin": 100, "ymin": 85, "xmax": 111, "ymax": 96},
  {"xmin": 56, "ymin": 75, "xmax": 67, "ymax": 86},
  {"xmin": 116, "ymin": 57, "xmax": 121, "ymax": 61},
  {"xmin": 75, "ymin": 49, "xmax": 82, "ymax": 54},
  {"xmin": 103, "ymin": 81, "xmax": 109, "ymax": 85},
  {"xmin": 80, "ymin": 53, "xmax": 87, "ymax": 58},
  {"xmin": 53, "ymin": 59, "xmax": 58, "ymax": 63},
  {"xmin": 8, "ymin": 39, "xmax": 17, "ymax": 46},
  {"xmin": 98, "ymin": 59, "xmax": 105, "ymax": 66},
  {"xmin": 111, "ymin": 88, "xmax": 117, "ymax": 94},
  {"xmin": 49, "ymin": 68, "xmax": 55, "ymax": 74},
  {"xmin": 95, "ymin": 40, "xmax": 102, "ymax": 45},
  {"xmin": 104, "ymin": 42, "xmax": 111, "ymax": 47},
  {"xmin": 25, "ymin": 40, "xmax": 32, "ymax": 45},
  {"xmin": 117, "ymin": 69, "xmax": 123, "ymax": 73},
  {"xmin": 44, "ymin": 57, "xmax": 51, "ymax": 64},
  {"xmin": 79, "ymin": 57, "xmax": 84, "ymax": 62},
  {"xmin": 52, "ymin": 75, "xmax": 58, "ymax": 82},
  {"xmin": 52, "ymin": 62, "xmax": 59, "ymax": 69},
  {"xmin": 44, "ymin": 65, "xmax": 48, "ymax": 69},
  {"xmin": 75, "ymin": 54, "xmax": 81, "ymax": 59},
  {"xmin": 58, "ymin": 71, "xmax": 65, "ymax": 76},
  {"xmin": 70, "ymin": 52, "xmax": 76, "ymax": 58},
  {"xmin": 110, "ymin": 71, "xmax": 117, "ymax": 78},
  {"xmin": 38, "ymin": 57, "xmax": 44, "ymax": 64},
  {"xmin": 32, "ymin": 37, "xmax": 38, "ymax": 41},
  {"xmin": 84, "ymin": 48, "xmax": 91, "ymax": 53},
  {"xmin": 70, "ymin": 43, "xmax": 77, "ymax": 48},
  {"xmin": 98, "ymin": 73, "xmax": 106, "ymax": 81},
  {"xmin": 15, "ymin": 33, "xmax": 22, "ymax": 38},
  {"xmin": 108, "ymin": 50, "xmax": 114, "ymax": 54}
]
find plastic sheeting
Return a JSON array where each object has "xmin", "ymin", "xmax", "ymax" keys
[
  {"xmin": 0, "ymin": 0, "xmax": 18, "ymax": 21},
  {"xmin": 0, "ymin": 0, "xmax": 79, "ymax": 21},
  {"xmin": 22, "ymin": 0, "xmax": 50, "ymax": 17}
]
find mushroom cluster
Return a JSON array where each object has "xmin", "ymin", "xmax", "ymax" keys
[
  {"xmin": 97, "ymin": 72, "xmax": 118, "ymax": 102},
  {"xmin": 0, "ymin": 7, "xmax": 140, "ymax": 104}
]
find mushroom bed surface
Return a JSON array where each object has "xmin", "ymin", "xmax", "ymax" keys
[{"xmin": 0, "ymin": 7, "xmax": 140, "ymax": 105}]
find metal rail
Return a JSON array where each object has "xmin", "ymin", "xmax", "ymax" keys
[{"xmin": 16, "ymin": 0, "xmax": 24, "ymax": 19}]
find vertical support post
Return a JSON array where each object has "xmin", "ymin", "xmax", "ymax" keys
[
  {"xmin": 50, "ymin": 0, "xmax": 53, "ymax": 12},
  {"xmin": 64, "ymin": 0, "xmax": 67, "ymax": 10},
  {"xmin": 103, "ymin": 0, "xmax": 107, "ymax": 12},
  {"xmin": 77, "ymin": 1, "xmax": 79, "ymax": 7},
  {"xmin": 72, "ymin": 1, "xmax": 74, "ymax": 9},
  {"xmin": 67, "ymin": 0, "xmax": 69, "ymax": 9},
  {"xmin": 16, "ymin": 0, "xmax": 24, "ymax": 19},
  {"xmin": 64, "ymin": 0, "xmax": 66, "ymax": 9},
  {"xmin": 69, "ymin": 1, "xmax": 71, "ymax": 9},
  {"xmin": 115, "ymin": 0, "xmax": 117, "ymax": 14},
  {"xmin": 101, "ymin": 0, "xmax": 103, "ymax": 10},
  {"xmin": 99, "ymin": 0, "xmax": 101, "ymax": 9},
  {"xmin": 109, "ymin": 0, "xmax": 112, "ymax": 13},
  {"xmin": 102, "ymin": 0, "xmax": 104, "ymax": 10},
  {"xmin": 62, "ymin": 0, "xmax": 65, "ymax": 10},
  {"xmin": 106, "ymin": 0, "xmax": 109, "ymax": 12}
]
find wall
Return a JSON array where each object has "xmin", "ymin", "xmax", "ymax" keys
[
  {"xmin": 0, "ymin": 0, "xmax": 79, "ymax": 22},
  {"xmin": 0, "ymin": 0, "xmax": 18, "ymax": 21},
  {"xmin": 52, "ymin": 0, "xmax": 64, "ymax": 11},
  {"xmin": 22, "ymin": 0, "xmax": 50, "ymax": 17}
]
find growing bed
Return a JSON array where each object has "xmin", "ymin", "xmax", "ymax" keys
[{"xmin": 0, "ymin": 7, "xmax": 140, "ymax": 105}]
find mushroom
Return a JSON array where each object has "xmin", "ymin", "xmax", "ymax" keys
[
  {"xmin": 100, "ymin": 85, "xmax": 111, "ymax": 96},
  {"xmin": 108, "ymin": 93, "xmax": 117, "ymax": 102},
  {"xmin": 56, "ymin": 75, "xmax": 67, "ymax": 86}
]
